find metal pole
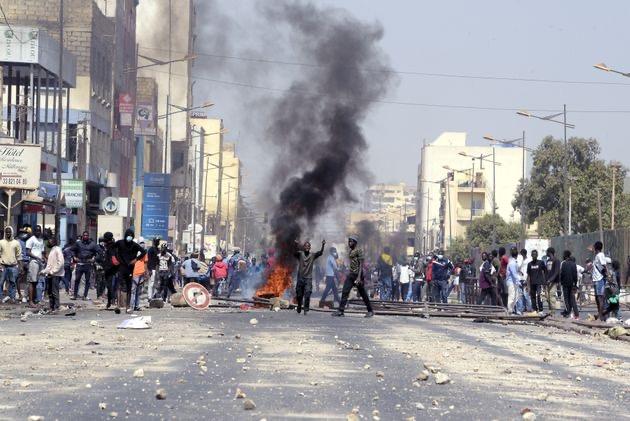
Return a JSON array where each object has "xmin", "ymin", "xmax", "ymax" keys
[
  {"xmin": 469, "ymin": 159, "xmax": 475, "ymax": 225},
  {"xmin": 191, "ymin": 145, "xmax": 197, "ymax": 252},
  {"xmin": 491, "ymin": 145, "xmax": 496, "ymax": 248},
  {"xmin": 563, "ymin": 104, "xmax": 568, "ymax": 249},
  {"xmin": 55, "ymin": 0, "xmax": 64, "ymax": 238},
  {"xmin": 225, "ymin": 182, "xmax": 231, "ymax": 251},
  {"xmin": 568, "ymin": 185, "xmax": 572, "ymax": 235},
  {"xmin": 425, "ymin": 187, "xmax": 430, "ymax": 254},
  {"xmin": 198, "ymin": 129, "xmax": 205, "ymax": 252},
  {"xmin": 6, "ymin": 190, "xmax": 14, "ymax": 228},
  {"xmin": 597, "ymin": 189, "xmax": 603, "ymax": 244},
  {"xmin": 163, "ymin": 94, "xmax": 169, "ymax": 173},
  {"xmin": 216, "ymin": 134, "xmax": 224, "ymax": 248},
  {"xmin": 521, "ymin": 131, "xmax": 526, "ymax": 244},
  {"xmin": 610, "ymin": 165, "xmax": 617, "ymax": 230}
]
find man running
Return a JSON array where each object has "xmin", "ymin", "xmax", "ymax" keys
[
  {"xmin": 319, "ymin": 246, "xmax": 341, "ymax": 307},
  {"xmin": 332, "ymin": 236, "xmax": 373, "ymax": 318}
]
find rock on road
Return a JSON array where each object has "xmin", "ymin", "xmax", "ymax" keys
[{"xmin": 0, "ymin": 307, "xmax": 627, "ymax": 420}]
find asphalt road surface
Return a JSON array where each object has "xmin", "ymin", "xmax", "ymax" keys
[{"xmin": 0, "ymin": 303, "xmax": 628, "ymax": 420}]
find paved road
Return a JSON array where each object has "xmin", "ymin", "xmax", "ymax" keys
[{"xmin": 0, "ymin": 303, "xmax": 628, "ymax": 420}]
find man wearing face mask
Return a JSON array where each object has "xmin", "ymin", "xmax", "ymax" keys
[
  {"xmin": 319, "ymin": 246, "xmax": 341, "ymax": 307},
  {"xmin": 113, "ymin": 229, "xmax": 146, "ymax": 313},
  {"xmin": 71, "ymin": 231, "xmax": 100, "ymax": 301},
  {"xmin": 0, "ymin": 226, "xmax": 22, "ymax": 304}
]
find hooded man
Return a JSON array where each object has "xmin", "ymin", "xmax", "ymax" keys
[
  {"xmin": 0, "ymin": 226, "xmax": 22, "ymax": 303},
  {"xmin": 114, "ymin": 229, "xmax": 146, "ymax": 313},
  {"xmin": 332, "ymin": 236, "xmax": 374, "ymax": 318},
  {"xmin": 211, "ymin": 254, "xmax": 228, "ymax": 295},
  {"xmin": 294, "ymin": 239, "xmax": 325, "ymax": 315},
  {"xmin": 71, "ymin": 231, "xmax": 100, "ymax": 300},
  {"xmin": 319, "ymin": 246, "xmax": 341, "ymax": 307}
]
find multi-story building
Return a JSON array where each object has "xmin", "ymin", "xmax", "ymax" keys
[
  {"xmin": 416, "ymin": 132, "xmax": 525, "ymax": 252},
  {"xmin": 362, "ymin": 183, "xmax": 416, "ymax": 230},
  {"xmin": 4, "ymin": 0, "xmax": 122, "ymax": 239}
]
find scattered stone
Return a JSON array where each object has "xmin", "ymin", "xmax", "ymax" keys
[
  {"xmin": 416, "ymin": 370, "xmax": 429, "ymax": 381},
  {"xmin": 363, "ymin": 364, "xmax": 371, "ymax": 370},
  {"xmin": 346, "ymin": 415, "xmax": 359, "ymax": 421},
  {"xmin": 249, "ymin": 318, "xmax": 258, "ymax": 326},
  {"xmin": 27, "ymin": 417, "xmax": 44, "ymax": 421},
  {"xmin": 20, "ymin": 315, "xmax": 28, "ymax": 322},
  {"xmin": 99, "ymin": 403, "xmax": 107, "ymax": 410},
  {"xmin": 504, "ymin": 368, "xmax": 512, "ymax": 374},
  {"xmin": 85, "ymin": 384, "xmax": 92, "ymax": 389},
  {"xmin": 108, "ymin": 412, "xmax": 118, "ymax": 418},
  {"xmin": 133, "ymin": 368, "xmax": 144, "ymax": 378},
  {"xmin": 155, "ymin": 388, "xmax": 167, "ymax": 400},
  {"xmin": 89, "ymin": 320, "xmax": 99, "ymax": 327},
  {"xmin": 521, "ymin": 408, "xmax": 536, "ymax": 420},
  {"xmin": 20, "ymin": 381, "xmax": 31, "ymax": 388},
  {"xmin": 415, "ymin": 403, "xmax": 425, "ymax": 410},
  {"xmin": 576, "ymin": 376, "xmax": 582, "ymax": 382},
  {"xmin": 243, "ymin": 399, "xmax": 256, "ymax": 410},
  {"xmin": 536, "ymin": 392, "xmax": 548, "ymax": 402},
  {"xmin": 235, "ymin": 334, "xmax": 241, "ymax": 339},
  {"xmin": 235, "ymin": 388, "xmax": 246, "ymax": 399},
  {"xmin": 412, "ymin": 381, "xmax": 421, "ymax": 388},
  {"xmin": 424, "ymin": 362, "xmax": 440, "ymax": 373},
  {"xmin": 431, "ymin": 400, "xmax": 439, "ymax": 407},
  {"xmin": 376, "ymin": 371, "xmax": 385, "ymax": 378},
  {"xmin": 435, "ymin": 373, "xmax": 451, "ymax": 385}
]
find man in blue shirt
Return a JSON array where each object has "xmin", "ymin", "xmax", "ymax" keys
[
  {"xmin": 506, "ymin": 247, "xmax": 520, "ymax": 314},
  {"xmin": 319, "ymin": 247, "xmax": 341, "ymax": 307}
]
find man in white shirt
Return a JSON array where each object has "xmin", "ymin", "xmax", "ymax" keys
[
  {"xmin": 25, "ymin": 226, "xmax": 45, "ymax": 306},
  {"xmin": 591, "ymin": 241, "xmax": 610, "ymax": 320},
  {"xmin": 516, "ymin": 248, "xmax": 533, "ymax": 313}
]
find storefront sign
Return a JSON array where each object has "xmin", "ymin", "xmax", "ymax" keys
[
  {"xmin": 142, "ymin": 173, "xmax": 170, "ymax": 240},
  {"xmin": 119, "ymin": 93, "xmax": 134, "ymax": 127},
  {"xmin": 0, "ymin": 26, "xmax": 38, "ymax": 63},
  {"xmin": 0, "ymin": 144, "xmax": 41, "ymax": 189},
  {"xmin": 61, "ymin": 179, "xmax": 85, "ymax": 208},
  {"xmin": 135, "ymin": 103, "xmax": 156, "ymax": 135}
]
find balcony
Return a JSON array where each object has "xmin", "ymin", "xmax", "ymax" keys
[
  {"xmin": 457, "ymin": 180, "xmax": 487, "ymax": 189},
  {"xmin": 457, "ymin": 208, "xmax": 486, "ymax": 220}
]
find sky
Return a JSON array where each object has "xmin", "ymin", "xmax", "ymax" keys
[{"xmin": 190, "ymin": 0, "xmax": 630, "ymax": 196}]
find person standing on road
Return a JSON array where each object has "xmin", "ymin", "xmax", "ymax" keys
[
  {"xmin": 130, "ymin": 240, "xmax": 148, "ymax": 312},
  {"xmin": 332, "ymin": 236, "xmax": 373, "ymax": 318},
  {"xmin": 432, "ymin": 251, "xmax": 453, "ymax": 304},
  {"xmin": 319, "ymin": 246, "xmax": 341, "ymax": 307},
  {"xmin": 516, "ymin": 249, "xmax": 533, "ymax": 313},
  {"xmin": 26, "ymin": 226, "xmax": 45, "ymax": 306},
  {"xmin": 294, "ymin": 240, "xmax": 325, "ymax": 315},
  {"xmin": 399, "ymin": 258, "xmax": 412, "ymax": 302},
  {"xmin": 477, "ymin": 252, "xmax": 496, "ymax": 305},
  {"xmin": 0, "ymin": 226, "xmax": 22, "ymax": 304},
  {"xmin": 114, "ymin": 229, "xmax": 146, "ymax": 313},
  {"xmin": 505, "ymin": 247, "xmax": 520, "ymax": 314},
  {"xmin": 591, "ymin": 241, "xmax": 610, "ymax": 321},
  {"xmin": 146, "ymin": 237, "xmax": 160, "ymax": 300},
  {"xmin": 153, "ymin": 244, "xmax": 175, "ymax": 302},
  {"xmin": 545, "ymin": 247, "xmax": 560, "ymax": 313},
  {"xmin": 61, "ymin": 239, "xmax": 75, "ymax": 295},
  {"xmin": 211, "ymin": 254, "xmax": 228, "ymax": 295},
  {"xmin": 527, "ymin": 250, "xmax": 547, "ymax": 313},
  {"xmin": 71, "ymin": 231, "xmax": 100, "ymax": 301},
  {"xmin": 498, "ymin": 247, "xmax": 510, "ymax": 308},
  {"xmin": 40, "ymin": 236, "xmax": 64, "ymax": 312},
  {"xmin": 559, "ymin": 250, "xmax": 579, "ymax": 319}
]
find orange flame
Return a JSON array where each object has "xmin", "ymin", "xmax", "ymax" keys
[{"xmin": 256, "ymin": 264, "xmax": 292, "ymax": 298}]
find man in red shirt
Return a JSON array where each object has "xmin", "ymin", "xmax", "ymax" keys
[
  {"xmin": 425, "ymin": 255, "xmax": 434, "ymax": 301},
  {"xmin": 498, "ymin": 247, "xmax": 510, "ymax": 308}
]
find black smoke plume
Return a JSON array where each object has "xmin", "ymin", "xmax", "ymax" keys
[{"xmin": 263, "ymin": 1, "xmax": 393, "ymax": 264}]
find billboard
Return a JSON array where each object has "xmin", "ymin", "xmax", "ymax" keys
[
  {"xmin": 119, "ymin": 93, "xmax": 134, "ymax": 127},
  {"xmin": 0, "ymin": 144, "xmax": 42, "ymax": 189},
  {"xmin": 61, "ymin": 179, "xmax": 85, "ymax": 208},
  {"xmin": 141, "ymin": 173, "xmax": 170, "ymax": 240},
  {"xmin": 135, "ymin": 103, "xmax": 156, "ymax": 136},
  {"xmin": 0, "ymin": 27, "xmax": 38, "ymax": 63}
]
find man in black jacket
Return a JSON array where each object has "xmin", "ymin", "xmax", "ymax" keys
[
  {"xmin": 559, "ymin": 250, "xmax": 579, "ymax": 319},
  {"xmin": 114, "ymin": 229, "xmax": 146, "ymax": 313},
  {"xmin": 146, "ymin": 237, "xmax": 160, "ymax": 300},
  {"xmin": 71, "ymin": 231, "xmax": 101, "ymax": 300},
  {"xmin": 545, "ymin": 247, "xmax": 560, "ymax": 313}
]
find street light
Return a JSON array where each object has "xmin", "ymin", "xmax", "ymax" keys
[
  {"xmin": 593, "ymin": 62, "xmax": 630, "ymax": 78},
  {"xmin": 517, "ymin": 106, "xmax": 575, "ymax": 249}
]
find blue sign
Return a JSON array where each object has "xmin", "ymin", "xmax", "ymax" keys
[{"xmin": 141, "ymin": 173, "xmax": 171, "ymax": 240}]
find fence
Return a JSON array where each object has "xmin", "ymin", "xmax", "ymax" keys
[{"xmin": 550, "ymin": 228, "xmax": 630, "ymax": 267}]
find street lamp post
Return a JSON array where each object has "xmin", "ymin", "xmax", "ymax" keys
[{"xmin": 517, "ymin": 108, "xmax": 574, "ymax": 248}]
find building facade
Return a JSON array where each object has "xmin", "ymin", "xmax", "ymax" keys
[{"xmin": 416, "ymin": 132, "xmax": 525, "ymax": 253}]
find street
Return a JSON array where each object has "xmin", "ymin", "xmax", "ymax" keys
[{"xmin": 0, "ymin": 303, "xmax": 628, "ymax": 420}]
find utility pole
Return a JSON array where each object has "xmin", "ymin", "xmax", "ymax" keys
[
  {"xmin": 216, "ymin": 133, "xmax": 224, "ymax": 250},
  {"xmin": 469, "ymin": 159, "xmax": 475, "ymax": 225},
  {"xmin": 521, "ymin": 131, "xmax": 526, "ymax": 244},
  {"xmin": 55, "ymin": 0, "xmax": 64, "ymax": 239},
  {"xmin": 225, "ymin": 181, "xmax": 231, "ymax": 251},
  {"xmin": 563, "ymin": 104, "xmax": 569, "ymax": 249},
  {"xmin": 610, "ymin": 162, "xmax": 622, "ymax": 230},
  {"xmin": 491, "ymin": 145, "xmax": 496, "ymax": 249},
  {"xmin": 191, "ymin": 144, "xmax": 197, "ymax": 252},
  {"xmin": 597, "ymin": 189, "xmax": 603, "ymax": 244}
]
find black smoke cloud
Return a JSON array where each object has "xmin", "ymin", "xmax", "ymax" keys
[{"xmin": 263, "ymin": 1, "xmax": 393, "ymax": 263}]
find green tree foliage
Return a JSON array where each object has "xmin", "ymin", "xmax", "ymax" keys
[
  {"xmin": 513, "ymin": 136, "xmax": 628, "ymax": 237},
  {"xmin": 448, "ymin": 236, "xmax": 471, "ymax": 262},
  {"xmin": 465, "ymin": 214, "xmax": 521, "ymax": 251}
]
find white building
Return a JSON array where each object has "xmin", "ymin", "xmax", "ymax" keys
[{"xmin": 416, "ymin": 132, "xmax": 526, "ymax": 252}]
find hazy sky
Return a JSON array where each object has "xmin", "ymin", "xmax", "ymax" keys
[{"xmin": 191, "ymin": 0, "xmax": 630, "ymax": 196}]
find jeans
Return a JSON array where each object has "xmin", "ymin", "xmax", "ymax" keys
[
  {"xmin": 400, "ymin": 282, "xmax": 410, "ymax": 301},
  {"xmin": 379, "ymin": 276, "xmax": 392, "ymax": 300},
  {"xmin": 338, "ymin": 272, "xmax": 373, "ymax": 313},
  {"xmin": 434, "ymin": 279, "xmax": 449, "ymax": 303},
  {"xmin": 506, "ymin": 281, "xmax": 517, "ymax": 313},
  {"xmin": 105, "ymin": 272, "xmax": 117, "ymax": 308},
  {"xmin": 227, "ymin": 274, "xmax": 241, "ymax": 298},
  {"xmin": 320, "ymin": 276, "xmax": 340, "ymax": 304},
  {"xmin": 530, "ymin": 284, "xmax": 543, "ymax": 312},
  {"xmin": 131, "ymin": 276, "xmax": 144, "ymax": 310},
  {"xmin": 410, "ymin": 281, "xmax": 423, "ymax": 302},
  {"xmin": 46, "ymin": 276, "xmax": 61, "ymax": 310},
  {"xmin": 62, "ymin": 266, "xmax": 72, "ymax": 292},
  {"xmin": 296, "ymin": 276, "xmax": 313, "ymax": 312},
  {"xmin": 147, "ymin": 270, "xmax": 157, "ymax": 300},
  {"xmin": 0, "ymin": 265, "xmax": 18, "ymax": 300},
  {"xmin": 74, "ymin": 264, "xmax": 92, "ymax": 299},
  {"xmin": 515, "ymin": 281, "xmax": 533, "ymax": 313},
  {"xmin": 561, "ymin": 284, "xmax": 579, "ymax": 317},
  {"xmin": 459, "ymin": 282, "xmax": 467, "ymax": 304}
]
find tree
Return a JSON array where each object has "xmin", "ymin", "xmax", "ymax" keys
[
  {"xmin": 448, "ymin": 236, "xmax": 471, "ymax": 262},
  {"xmin": 466, "ymin": 214, "xmax": 521, "ymax": 251},
  {"xmin": 513, "ymin": 136, "xmax": 628, "ymax": 237}
]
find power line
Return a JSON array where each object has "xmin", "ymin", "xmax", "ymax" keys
[
  {"xmin": 138, "ymin": 45, "xmax": 630, "ymax": 88},
  {"xmin": 0, "ymin": 1, "xmax": 27, "ymax": 44},
  {"xmin": 142, "ymin": 67, "xmax": 630, "ymax": 114}
]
